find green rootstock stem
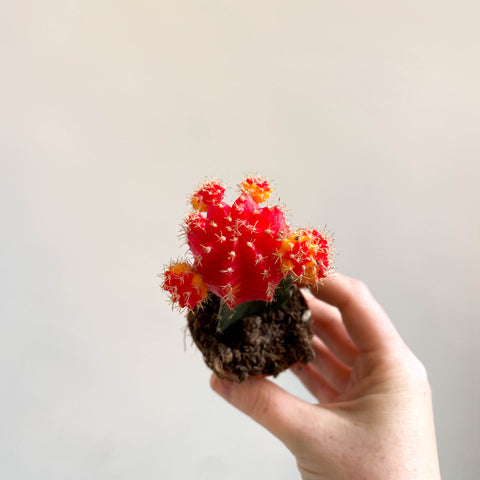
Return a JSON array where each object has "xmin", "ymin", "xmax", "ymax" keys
[{"xmin": 216, "ymin": 276, "xmax": 294, "ymax": 333}]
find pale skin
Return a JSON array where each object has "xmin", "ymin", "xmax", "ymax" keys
[{"xmin": 210, "ymin": 273, "xmax": 441, "ymax": 479}]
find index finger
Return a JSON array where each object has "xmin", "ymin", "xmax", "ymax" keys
[{"xmin": 309, "ymin": 273, "xmax": 402, "ymax": 353}]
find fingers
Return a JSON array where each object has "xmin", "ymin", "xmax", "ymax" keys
[
  {"xmin": 291, "ymin": 362, "xmax": 340, "ymax": 403},
  {"xmin": 210, "ymin": 373, "xmax": 330, "ymax": 450},
  {"xmin": 309, "ymin": 273, "xmax": 402, "ymax": 353},
  {"xmin": 309, "ymin": 336, "xmax": 352, "ymax": 392},
  {"xmin": 291, "ymin": 336, "xmax": 351, "ymax": 402},
  {"xmin": 302, "ymin": 289, "xmax": 359, "ymax": 366}
]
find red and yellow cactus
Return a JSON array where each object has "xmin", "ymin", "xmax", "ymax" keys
[{"xmin": 161, "ymin": 175, "xmax": 332, "ymax": 311}]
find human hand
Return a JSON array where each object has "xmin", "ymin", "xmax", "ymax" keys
[{"xmin": 210, "ymin": 273, "xmax": 441, "ymax": 479}]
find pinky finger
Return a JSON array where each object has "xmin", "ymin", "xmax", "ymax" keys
[{"xmin": 291, "ymin": 363, "xmax": 339, "ymax": 404}]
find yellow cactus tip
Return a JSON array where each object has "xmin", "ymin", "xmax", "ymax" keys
[{"xmin": 240, "ymin": 175, "xmax": 273, "ymax": 203}]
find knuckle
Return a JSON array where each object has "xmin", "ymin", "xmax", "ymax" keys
[
  {"xmin": 349, "ymin": 278, "xmax": 371, "ymax": 298},
  {"xmin": 395, "ymin": 352, "xmax": 431, "ymax": 390},
  {"xmin": 410, "ymin": 356, "xmax": 429, "ymax": 383}
]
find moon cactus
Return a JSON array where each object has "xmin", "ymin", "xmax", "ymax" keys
[{"xmin": 161, "ymin": 175, "xmax": 332, "ymax": 331}]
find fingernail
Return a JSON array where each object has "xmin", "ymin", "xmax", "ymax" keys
[
  {"xmin": 300, "ymin": 288, "xmax": 313, "ymax": 299},
  {"xmin": 210, "ymin": 375, "xmax": 235, "ymax": 401}
]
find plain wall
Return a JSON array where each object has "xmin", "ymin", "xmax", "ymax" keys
[{"xmin": 1, "ymin": 1, "xmax": 479, "ymax": 479}]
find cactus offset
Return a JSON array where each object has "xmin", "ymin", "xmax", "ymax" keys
[
  {"xmin": 162, "ymin": 262, "xmax": 208, "ymax": 310},
  {"xmin": 190, "ymin": 179, "xmax": 225, "ymax": 212},
  {"xmin": 279, "ymin": 228, "xmax": 330, "ymax": 283},
  {"xmin": 162, "ymin": 176, "xmax": 332, "ymax": 324}
]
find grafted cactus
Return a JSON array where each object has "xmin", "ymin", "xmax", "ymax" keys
[{"xmin": 162, "ymin": 175, "xmax": 331, "ymax": 330}]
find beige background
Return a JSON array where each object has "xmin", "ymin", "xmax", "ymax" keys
[{"xmin": 1, "ymin": 1, "xmax": 479, "ymax": 479}]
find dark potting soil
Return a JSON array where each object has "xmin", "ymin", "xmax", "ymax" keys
[{"xmin": 187, "ymin": 285, "xmax": 314, "ymax": 382}]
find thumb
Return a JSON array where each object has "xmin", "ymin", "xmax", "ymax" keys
[{"xmin": 210, "ymin": 373, "xmax": 312, "ymax": 449}]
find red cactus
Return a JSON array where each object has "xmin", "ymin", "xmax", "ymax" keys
[
  {"xmin": 185, "ymin": 188, "xmax": 288, "ymax": 307},
  {"xmin": 162, "ymin": 176, "xmax": 331, "ymax": 310}
]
